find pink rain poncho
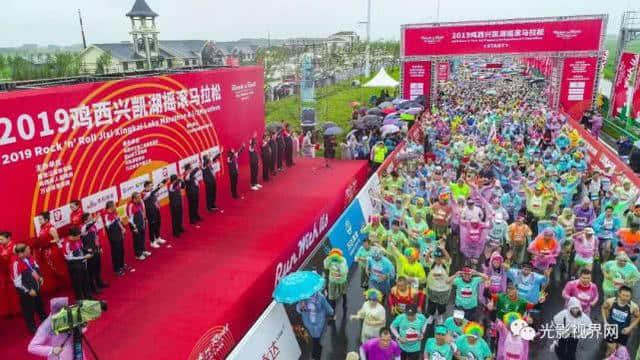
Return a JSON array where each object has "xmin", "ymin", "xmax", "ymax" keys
[
  {"xmin": 460, "ymin": 220, "xmax": 490, "ymax": 260},
  {"xmin": 28, "ymin": 297, "xmax": 87, "ymax": 360},
  {"xmin": 495, "ymin": 319, "xmax": 530, "ymax": 360}
]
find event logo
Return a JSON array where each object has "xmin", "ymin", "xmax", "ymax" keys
[
  {"xmin": 345, "ymin": 220, "xmax": 352, "ymax": 236},
  {"xmin": 420, "ymin": 35, "xmax": 444, "ymax": 45},
  {"xmin": 344, "ymin": 179, "xmax": 358, "ymax": 205},
  {"xmin": 189, "ymin": 324, "xmax": 235, "ymax": 360},
  {"xmin": 552, "ymin": 29, "xmax": 582, "ymax": 40}
]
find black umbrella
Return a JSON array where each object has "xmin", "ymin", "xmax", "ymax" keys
[
  {"xmin": 324, "ymin": 126, "xmax": 343, "ymax": 136},
  {"xmin": 398, "ymin": 101, "xmax": 422, "ymax": 110},
  {"xmin": 362, "ymin": 115, "xmax": 383, "ymax": 128},
  {"xmin": 266, "ymin": 122, "xmax": 284, "ymax": 132},
  {"xmin": 322, "ymin": 122, "xmax": 338, "ymax": 130},
  {"xmin": 352, "ymin": 119, "xmax": 367, "ymax": 130},
  {"xmin": 367, "ymin": 108, "xmax": 385, "ymax": 116}
]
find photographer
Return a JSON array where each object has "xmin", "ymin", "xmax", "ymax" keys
[
  {"xmin": 28, "ymin": 297, "xmax": 84, "ymax": 360},
  {"xmin": 11, "ymin": 243, "xmax": 47, "ymax": 333},
  {"xmin": 63, "ymin": 228, "xmax": 93, "ymax": 300}
]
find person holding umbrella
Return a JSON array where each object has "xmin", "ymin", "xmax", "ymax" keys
[{"xmin": 275, "ymin": 267, "xmax": 330, "ymax": 360}]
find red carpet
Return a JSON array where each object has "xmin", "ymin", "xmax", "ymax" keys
[{"xmin": 0, "ymin": 157, "xmax": 369, "ymax": 359}]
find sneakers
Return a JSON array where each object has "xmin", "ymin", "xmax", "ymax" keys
[
  {"xmin": 156, "ymin": 238, "xmax": 167, "ymax": 244},
  {"xmin": 136, "ymin": 255, "xmax": 146, "ymax": 261},
  {"xmin": 150, "ymin": 242, "xmax": 161, "ymax": 249},
  {"xmin": 116, "ymin": 269, "xmax": 125, "ymax": 276},
  {"xmin": 143, "ymin": 251, "xmax": 152, "ymax": 257},
  {"xmin": 256, "ymin": 184, "xmax": 263, "ymax": 189},
  {"xmin": 251, "ymin": 186, "xmax": 259, "ymax": 191}
]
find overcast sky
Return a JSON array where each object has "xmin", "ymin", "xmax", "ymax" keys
[{"xmin": 1, "ymin": 0, "xmax": 637, "ymax": 47}]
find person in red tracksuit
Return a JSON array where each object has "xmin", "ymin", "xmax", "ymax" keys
[
  {"xmin": 69, "ymin": 200, "xmax": 83, "ymax": 227},
  {"xmin": 127, "ymin": 192, "xmax": 150, "ymax": 261}
]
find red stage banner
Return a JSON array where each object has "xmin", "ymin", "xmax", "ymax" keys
[
  {"xmin": 0, "ymin": 67, "xmax": 264, "ymax": 242},
  {"xmin": 403, "ymin": 18, "xmax": 603, "ymax": 56},
  {"xmin": 633, "ymin": 63, "xmax": 640, "ymax": 121},
  {"xmin": 402, "ymin": 61, "xmax": 431, "ymax": 102},
  {"xmin": 610, "ymin": 52, "xmax": 639, "ymax": 118},
  {"xmin": 437, "ymin": 61, "xmax": 450, "ymax": 83},
  {"xmin": 559, "ymin": 56, "xmax": 598, "ymax": 120}
]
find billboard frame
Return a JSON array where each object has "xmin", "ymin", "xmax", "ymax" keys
[{"xmin": 400, "ymin": 14, "xmax": 608, "ymax": 112}]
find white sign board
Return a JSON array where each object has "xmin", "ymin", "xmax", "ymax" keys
[
  {"xmin": 226, "ymin": 302, "xmax": 301, "ymax": 360},
  {"xmin": 33, "ymin": 203, "xmax": 72, "ymax": 234},
  {"xmin": 151, "ymin": 163, "xmax": 178, "ymax": 200},
  {"xmin": 357, "ymin": 173, "xmax": 382, "ymax": 219},
  {"xmin": 119, "ymin": 174, "xmax": 151, "ymax": 200},
  {"xmin": 81, "ymin": 187, "xmax": 118, "ymax": 214}
]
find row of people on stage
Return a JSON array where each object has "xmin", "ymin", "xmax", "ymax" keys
[{"xmin": 0, "ymin": 127, "xmax": 298, "ymax": 334}]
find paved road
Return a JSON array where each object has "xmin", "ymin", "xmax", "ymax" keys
[{"xmin": 298, "ymin": 254, "xmax": 640, "ymax": 359}]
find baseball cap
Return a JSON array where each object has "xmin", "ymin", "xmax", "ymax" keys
[
  {"xmin": 584, "ymin": 227, "xmax": 595, "ymax": 234},
  {"xmin": 405, "ymin": 304, "xmax": 417, "ymax": 316},
  {"xmin": 435, "ymin": 325, "xmax": 447, "ymax": 335},
  {"xmin": 453, "ymin": 310, "xmax": 465, "ymax": 319}
]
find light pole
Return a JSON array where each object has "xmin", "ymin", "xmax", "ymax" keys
[{"xmin": 365, "ymin": 0, "xmax": 371, "ymax": 77}]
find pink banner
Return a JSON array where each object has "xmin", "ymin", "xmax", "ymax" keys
[
  {"xmin": 402, "ymin": 61, "xmax": 431, "ymax": 103},
  {"xmin": 437, "ymin": 62, "xmax": 450, "ymax": 83},
  {"xmin": 631, "ymin": 60, "xmax": 640, "ymax": 121},
  {"xmin": 559, "ymin": 57, "xmax": 598, "ymax": 120},
  {"xmin": 403, "ymin": 17, "xmax": 603, "ymax": 56},
  {"xmin": 610, "ymin": 52, "xmax": 639, "ymax": 118}
]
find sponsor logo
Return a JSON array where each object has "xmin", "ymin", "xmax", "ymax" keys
[
  {"xmin": 420, "ymin": 35, "xmax": 445, "ymax": 45},
  {"xmin": 552, "ymin": 29, "xmax": 582, "ymax": 40},
  {"xmin": 275, "ymin": 213, "xmax": 329, "ymax": 286},
  {"xmin": 189, "ymin": 324, "xmax": 235, "ymax": 360}
]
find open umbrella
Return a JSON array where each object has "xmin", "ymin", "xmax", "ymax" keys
[
  {"xmin": 383, "ymin": 117, "xmax": 401, "ymax": 126},
  {"xmin": 324, "ymin": 126, "xmax": 343, "ymax": 136},
  {"xmin": 398, "ymin": 101, "xmax": 421, "ymax": 110},
  {"xmin": 346, "ymin": 129, "xmax": 359, "ymax": 139},
  {"xmin": 404, "ymin": 107, "xmax": 423, "ymax": 115},
  {"xmin": 321, "ymin": 122, "xmax": 338, "ymax": 130},
  {"xmin": 378, "ymin": 101, "xmax": 394, "ymax": 109},
  {"xmin": 384, "ymin": 113, "xmax": 399, "ymax": 121},
  {"xmin": 380, "ymin": 124, "xmax": 400, "ymax": 137},
  {"xmin": 400, "ymin": 113, "xmax": 415, "ymax": 121},
  {"xmin": 362, "ymin": 115, "xmax": 383, "ymax": 128},
  {"xmin": 266, "ymin": 122, "xmax": 284, "ymax": 132},
  {"xmin": 367, "ymin": 108, "xmax": 385, "ymax": 116},
  {"xmin": 273, "ymin": 271, "xmax": 325, "ymax": 304},
  {"xmin": 382, "ymin": 107, "xmax": 396, "ymax": 115},
  {"xmin": 352, "ymin": 119, "xmax": 367, "ymax": 130}
]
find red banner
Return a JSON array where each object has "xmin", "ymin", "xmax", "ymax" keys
[
  {"xmin": 566, "ymin": 115, "xmax": 640, "ymax": 193},
  {"xmin": 559, "ymin": 57, "xmax": 598, "ymax": 120},
  {"xmin": 0, "ymin": 67, "xmax": 264, "ymax": 242},
  {"xmin": 612, "ymin": 52, "xmax": 640, "ymax": 118},
  {"xmin": 633, "ymin": 63, "xmax": 640, "ymax": 121},
  {"xmin": 403, "ymin": 17, "xmax": 604, "ymax": 56},
  {"xmin": 402, "ymin": 61, "xmax": 431, "ymax": 102},
  {"xmin": 437, "ymin": 61, "xmax": 450, "ymax": 83}
]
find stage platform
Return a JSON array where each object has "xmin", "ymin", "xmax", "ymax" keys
[{"xmin": 0, "ymin": 157, "xmax": 369, "ymax": 359}]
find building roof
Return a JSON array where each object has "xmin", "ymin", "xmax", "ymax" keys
[
  {"xmin": 93, "ymin": 43, "xmax": 144, "ymax": 61},
  {"xmin": 159, "ymin": 40, "xmax": 206, "ymax": 58},
  {"xmin": 331, "ymin": 31, "xmax": 358, "ymax": 36},
  {"xmin": 126, "ymin": 0, "xmax": 159, "ymax": 17},
  {"xmin": 91, "ymin": 41, "xmax": 204, "ymax": 62}
]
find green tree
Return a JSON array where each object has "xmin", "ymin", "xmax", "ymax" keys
[{"xmin": 96, "ymin": 51, "xmax": 113, "ymax": 74}]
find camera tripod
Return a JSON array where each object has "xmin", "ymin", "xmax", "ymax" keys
[{"xmin": 61, "ymin": 326, "xmax": 100, "ymax": 360}]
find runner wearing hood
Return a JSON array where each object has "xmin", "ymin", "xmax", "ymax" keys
[{"xmin": 552, "ymin": 296, "xmax": 593, "ymax": 360}]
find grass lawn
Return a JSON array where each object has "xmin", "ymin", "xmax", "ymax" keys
[
  {"xmin": 604, "ymin": 35, "xmax": 640, "ymax": 80},
  {"xmin": 265, "ymin": 67, "xmax": 400, "ymax": 133}
]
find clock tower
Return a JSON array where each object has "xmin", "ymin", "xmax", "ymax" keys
[{"xmin": 126, "ymin": 0, "xmax": 159, "ymax": 69}]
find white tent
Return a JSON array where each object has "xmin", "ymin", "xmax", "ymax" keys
[{"xmin": 363, "ymin": 68, "xmax": 399, "ymax": 87}]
